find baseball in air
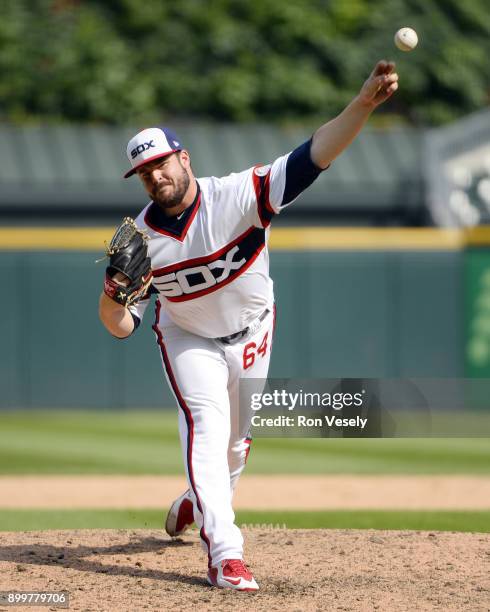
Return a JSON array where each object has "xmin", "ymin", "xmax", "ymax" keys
[{"xmin": 394, "ymin": 27, "xmax": 418, "ymax": 51}]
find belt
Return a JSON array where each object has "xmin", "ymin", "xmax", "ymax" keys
[{"xmin": 216, "ymin": 309, "xmax": 269, "ymax": 345}]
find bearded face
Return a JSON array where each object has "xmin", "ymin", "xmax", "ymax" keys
[{"xmin": 137, "ymin": 152, "xmax": 191, "ymax": 212}]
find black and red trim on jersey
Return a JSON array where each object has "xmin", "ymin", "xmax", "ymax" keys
[
  {"xmin": 144, "ymin": 182, "xmax": 201, "ymax": 241},
  {"xmin": 252, "ymin": 140, "xmax": 325, "ymax": 226},
  {"xmin": 252, "ymin": 166, "xmax": 275, "ymax": 228},
  {"xmin": 152, "ymin": 225, "xmax": 266, "ymax": 302}
]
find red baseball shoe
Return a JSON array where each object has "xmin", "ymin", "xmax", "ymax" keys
[
  {"xmin": 165, "ymin": 490, "xmax": 194, "ymax": 537},
  {"xmin": 207, "ymin": 559, "xmax": 259, "ymax": 591}
]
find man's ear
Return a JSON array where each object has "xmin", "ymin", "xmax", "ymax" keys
[{"xmin": 178, "ymin": 149, "xmax": 191, "ymax": 168}]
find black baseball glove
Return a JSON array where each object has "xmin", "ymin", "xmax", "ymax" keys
[{"xmin": 102, "ymin": 217, "xmax": 153, "ymax": 307}]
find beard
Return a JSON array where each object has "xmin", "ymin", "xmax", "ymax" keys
[{"xmin": 152, "ymin": 163, "xmax": 190, "ymax": 211}]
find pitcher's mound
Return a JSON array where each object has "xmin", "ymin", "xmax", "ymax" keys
[{"xmin": 0, "ymin": 528, "xmax": 488, "ymax": 611}]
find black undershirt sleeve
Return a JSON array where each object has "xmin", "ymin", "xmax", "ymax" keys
[{"xmin": 283, "ymin": 138, "xmax": 326, "ymax": 205}]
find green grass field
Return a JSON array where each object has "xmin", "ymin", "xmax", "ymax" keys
[
  {"xmin": 0, "ymin": 509, "xmax": 489, "ymax": 533},
  {"xmin": 0, "ymin": 410, "xmax": 488, "ymax": 532},
  {"xmin": 0, "ymin": 410, "xmax": 489, "ymax": 475}
]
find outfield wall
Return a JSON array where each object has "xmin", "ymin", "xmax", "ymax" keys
[{"xmin": 0, "ymin": 227, "xmax": 485, "ymax": 409}]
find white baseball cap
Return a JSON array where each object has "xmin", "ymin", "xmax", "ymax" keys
[{"xmin": 124, "ymin": 126, "xmax": 183, "ymax": 178}]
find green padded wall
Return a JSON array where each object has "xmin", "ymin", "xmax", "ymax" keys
[{"xmin": 0, "ymin": 249, "xmax": 463, "ymax": 409}]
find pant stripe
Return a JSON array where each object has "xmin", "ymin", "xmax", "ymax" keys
[
  {"xmin": 244, "ymin": 437, "xmax": 252, "ymax": 463},
  {"xmin": 152, "ymin": 300, "xmax": 212, "ymax": 566},
  {"xmin": 272, "ymin": 303, "xmax": 277, "ymax": 339}
]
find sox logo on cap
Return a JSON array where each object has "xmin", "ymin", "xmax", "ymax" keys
[{"xmin": 124, "ymin": 126, "xmax": 183, "ymax": 178}]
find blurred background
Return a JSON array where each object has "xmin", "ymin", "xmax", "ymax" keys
[{"xmin": 0, "ymin": 0, "xmax": 489, "ymax": 532}]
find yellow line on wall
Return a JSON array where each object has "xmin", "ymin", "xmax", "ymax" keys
[
  {"xmin": 270, "ymin": 228, "xmax": 464, "ymax": 250},
  {"xmin": 464, "ymin": 226, "xmax": 490, "ymax": 246},
  {"xmin": 0, "ymin": 226, "xmax": 487, "ymax": 251},
  {"xmin": 0, "ymin": 227, "xmax": 113, "ymax": 250}
]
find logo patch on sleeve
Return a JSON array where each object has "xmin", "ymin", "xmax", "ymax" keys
[{"xmin": 254, "ymin": 164, "xmax": 271, "ymax": 177}]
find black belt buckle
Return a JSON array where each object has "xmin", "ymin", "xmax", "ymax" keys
[
  {"xmin": 216, "ymin": 309, "xmax": 269, "ymax": 344},
  {"xmin": 219, "ymin": 329, "xmax": 248, "ymax": 345}
]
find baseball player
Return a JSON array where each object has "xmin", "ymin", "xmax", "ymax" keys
[{"xmin": 99, "ymin": 60, "xmax": 398, "ymax": 591}]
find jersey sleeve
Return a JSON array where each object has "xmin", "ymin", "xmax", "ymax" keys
[{"xmin": 247, "ymin": 138, "xmax": 326, "ymax": 228}]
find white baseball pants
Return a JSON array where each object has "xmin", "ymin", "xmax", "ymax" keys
[{"xmin": 153, "ymin": 301, "xmax": 275, "ymax": 566}]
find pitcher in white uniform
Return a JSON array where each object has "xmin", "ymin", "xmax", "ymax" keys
[{"xmin": 99, "ymin": 60, "xmax": 399, "ymax": 591}]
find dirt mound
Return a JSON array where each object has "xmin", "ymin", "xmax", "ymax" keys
[{"xmin": 0, "ymin": 528, "xmax": 488, "ymax": 611}]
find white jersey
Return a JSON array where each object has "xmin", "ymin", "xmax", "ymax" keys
[{"xmin": 130, "ymin": 139, "xmax": 323, "ymax": 338}]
